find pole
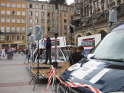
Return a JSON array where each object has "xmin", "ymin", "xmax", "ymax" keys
[
  {"xmin": 37, "ymin": 40, "xmax": 40, "ymax": 80},
  {"xmin": 54, "ymin": 33, "xmax": 58, "ymax": 68},
  {"xmin": 28, "ymin": 42, "xmax": 30, "ymax": 63}
]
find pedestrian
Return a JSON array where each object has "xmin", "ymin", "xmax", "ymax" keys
[
  {"xmin": 44, "ymin": 34, "xmax": 52, "ymax": 64},
  {"xmin": 0, "ymin": 48, "xmax": 2, "ymax": 59},
  {"xmin": 1, "ymin": 48, "xmax": 6, "ymax": 58},
  {"xmin": 69, "ymin": 46, "xmax": 85, "ymax": 65}
]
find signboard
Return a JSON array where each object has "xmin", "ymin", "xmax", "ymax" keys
[
  {"xmin": 80, "ymin": 38, "xmax": 95, "ymax": 47},
  {"xmin": 109, "ymin": 9, "xmax": 117, "ymax": 23},
  {"xmin": 35, "ymin": 25, "xmax": 42, "ymax": 40},
  {"xmin": 51, "ymin": 37, "xmax": 66, "ymax": 48},
  {"xmin": 78, "ymin": 34, "xmax": 101, "ymax": 49},
  {"xmin": 78, "ymin": 34, "xmax": 101, "ymax": 55},
  {"xmin": 37, "ymin": 37, "xmax": 66, "ymax": 49}
]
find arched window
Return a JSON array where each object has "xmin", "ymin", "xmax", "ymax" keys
[
  {"xmin": 117, "ymin": 0, "xmax": 121, "ymax": 5},
  {"xmin": 101, "ymin": 0, "xmax": 105, "ymax": 11}
]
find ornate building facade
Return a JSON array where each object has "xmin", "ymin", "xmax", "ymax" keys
[{"xmin": 73, "ymin": 0, "xmax": 124, "ymax": 44}]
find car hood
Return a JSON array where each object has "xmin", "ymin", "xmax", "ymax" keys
[{"xmin": 61, "ymin": 59, "xmax": 124, "ymax": 92}]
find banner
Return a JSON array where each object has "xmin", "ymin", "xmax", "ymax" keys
[
  {"xmin": 35, "ymin": 25, "xmax": 42, "ymax": 40},
  {"xmin": 109, "ymin": 9, "xmax": 117, "ymax": 23}
]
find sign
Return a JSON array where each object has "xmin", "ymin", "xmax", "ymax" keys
[
  {"xmin": 35, "ymin": 25, "xmax": 42, "ymax": 40},
  {"xmin": 109, "ymin": 9, "xmax": 117, "ymax": 23},
  {"xmin": 78, "ymin": 34, "xmax": 101, "ymax": 50},
  {"xmin": 37, "ymin": 37, "xmax": 66, "ymax": 49},
  {"xmin": 78, "ymin": 34, "xmax": 101, "ymax": 56},
  {"xmin": 81, "ymin": 38, "xmax": 95, "ymax": 47}
]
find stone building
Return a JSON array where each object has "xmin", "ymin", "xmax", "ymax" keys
[
  {"xmin": 0, "ymin": 0, "xmax": 27, "ymax": 49},
  {"xmin": 27, "ymin": 1, "xmax": 74, "ymax": 39},
  {"xmin": 73, "ymin": 0, "xmax": 124, "ymax": 44}
]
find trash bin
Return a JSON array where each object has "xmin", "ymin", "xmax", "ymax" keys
[{"xmin": 7, "ymin": 53, "xmax": 13, "ymax": 60}]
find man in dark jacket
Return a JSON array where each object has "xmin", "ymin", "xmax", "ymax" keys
[
  {"xmin": 45, "ymin": 34, "xmax": 52, "ymax": 64},
  {"xmin": 69, "ymin": 46, "xmax": 85, "ymax": 65}
]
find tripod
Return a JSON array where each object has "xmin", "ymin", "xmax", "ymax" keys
[{"xmin": 29, "ymin": 40, "xmax": 45, "ymax": 91}]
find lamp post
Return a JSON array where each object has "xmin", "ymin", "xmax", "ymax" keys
[
  {"xmin": 53, "ymin": 33, "xmax": 58, "ymax": 68},
  {"xmin": 70, "ymin": 25, "xmax": 74, "ymax": 46}
]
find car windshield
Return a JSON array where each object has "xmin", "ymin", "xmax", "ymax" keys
[{"xmin": 94, "ymin": 30, "xmax": 124, "ymax": 61}]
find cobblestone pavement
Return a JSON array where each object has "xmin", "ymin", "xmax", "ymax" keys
[{"xmin": 0, "ymin": 54, "xmax": 52, "ymax": 93}]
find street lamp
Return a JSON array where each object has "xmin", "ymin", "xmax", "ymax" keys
[
  {"xmin": 70, "ymin": 25, "xmax": 74, "ymax": 46},
  {"xmin": 53, "ymin": 33, "xmax": 58, "ymax": 68}
]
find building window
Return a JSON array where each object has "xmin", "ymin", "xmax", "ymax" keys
[
  {"xmin": 1, "ymin": 26, "xmax": 5, "ymax": 32},
  {"xmin": 22, "ymin": 4, "xmax": 26, "ymax": 8},
  {"xmin": 36, "ymin": 4, "xmax": 39, "ymax": 8},
  {"xmin": 6, "ymin": 36, "xmax": 10, "ymax": 41},
  {"xmin": 29, "ymin": 4, "xmax": 32, "ymax": 8},
  {"xmin": 12, "ymin": 19, "xmax": 15, "ymax": 23},
  {"xmin": 41, "ymin": 12, "xmax": 44, "ymax": 16},
  {"xmin": 47, "ymin": 12, "xmax": 50, "ymax": 17},
  {"xmin": 36, "ymin": 12, "xmax": 39, "ymax": 16},
  {"xmin": 12, "ymin": 4, "xmax": 16, "ymax": 8},
  {"xmin": 12, "ymin": 27, "xmax": 15, "ymax": 32},
  {"xmin": 64, "ymin": 13, "xmax": 67, "ymax": 17},
  {"xmin": 17, "ymin": 19, "xmax": 21, "ymax": 23},
  {"xmin": 6, "ymin": 27, "xmax": 10, "ymax": 32},
  {"xmin": 17, "ymin": 27, "xmax": 20, "ymax": 32},
  {"xmin": 6, "ymin": 18, "xmax": 10, "ymax": 23},
  {"xmin": 22, "ymin": 36, "xmax": 25, "ymax": 40},
  {"xmin": 12, "ymin": 11, "xmax": 15, "ymax": 15},
  {"xmin": 17, "ymin": 4, "xmax": 21, "ymax": 8},
  {"xmin": 1, "ymin": 3, "xmax": 6, "ymax": 7},
  {"xmin": 17, "ymin": 36, "xmax": 20, "ymax": 40},
  {"xmin": 29, "ymin": 11, "xmax": 33, "ymax": 16},
  {"xmin": 6, "ymin": 10, "xmax": 11, "ymax": 15},
  {"xmin": 22, "ymin": 12, "xmax": 26, "ymax": 16},
  {"xmin": 22, "ymin": 19, "xmax": 25, "ymax": 23},
  {"xmin": 48, "ymin": 27, "xmax": 50, "ymax": 31},
  {"xmin": 17, "ymin": 11, "xmax": 21, "ymax": 15},
  {"xmin": 41, "ymin": 5, "xmax": 45, "ymax": 9},
  {"xmin": 64, "ymin": 25, "xmax": 67, "ymax": 30},
  {"xmin": 22, "ymin": 27, "xmax": 25, "ymax": 32},
  {"xmin": 1, "ymin": 10, "xmax": 5, "ymax": 15},
  {"xmin": 30, "ymin": 19, "xmax": 33, "ymax": 23},
  {"xmin": 117, "ymin": 0, "xmax": 121, "ymax": 5},
  {"xmin": 7, "ymin": 3, "xmax": 10, "ymax": 7},
  {"xmin": 64, "ymin": 19, "xmax": 67, "ymax": 23},
  {"xmin": 1, "ymin": 18, "xmax": 5, "ymax": 22}
]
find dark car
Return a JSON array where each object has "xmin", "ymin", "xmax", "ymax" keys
[{"xmin": 55, "ymin": 23, "xmax": 124, "ymax": 93}]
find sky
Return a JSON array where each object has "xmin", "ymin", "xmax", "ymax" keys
[{"xmin": 39, "ymin": 0, "xmax": 74, "ymax": 5}]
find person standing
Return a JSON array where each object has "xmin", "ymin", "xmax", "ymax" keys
[
  {"xmin": 69, "ymin": 46, "xmax": 85, "ymax": 65},
  {"xmin": 1, "ymin": 48, "xmax": 6, "ymax": 58},
  {"xmin": 45, "ymin": 34, "xmax": 52, "ymax": 64}
]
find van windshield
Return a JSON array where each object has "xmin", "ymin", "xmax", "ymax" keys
[{"xmin": 94, "ymin": 31, "xmax": 124, "ymax": 61}]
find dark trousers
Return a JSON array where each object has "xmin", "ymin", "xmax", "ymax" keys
[{"xmin": 45, "ymin": 49, "xmax": 52, "ymax": 64}]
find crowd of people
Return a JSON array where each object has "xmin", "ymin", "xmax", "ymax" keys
[{"xmin": 0, "ymin": 47, "xmax": 18, "ymax": 60}]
